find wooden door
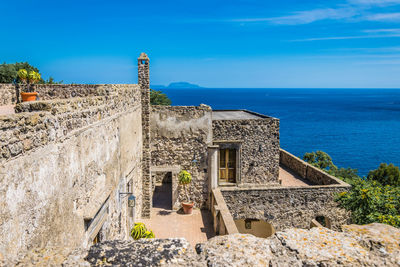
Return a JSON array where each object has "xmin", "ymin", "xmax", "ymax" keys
[{"xmin": 219, "ymin": 149, "xmax": 236, "ymax": 183}]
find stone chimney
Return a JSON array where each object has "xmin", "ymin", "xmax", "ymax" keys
[
  {"xmin": 138, "ymin": 52, "xmax": 151, "ymax": 218},
  {"xmin": 138, "ymin": 52, "xmax": 150, "ymax": 90}
]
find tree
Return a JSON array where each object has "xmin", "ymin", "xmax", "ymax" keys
[
  {"xmin": 303, "ymin": 151, "xmax": 338, "ymax": 172},
  {"xmin": 303, "ymin": 150, "xmax": 359, "ymax": 183},
  {"xmin": 0, "ymin": 62, "xmax": 40, "ymax": 83},
  {"xmin": 150, "ymin": 89, "xmax": 171, "ymax": 105},
  {"xmin": 367, "ymin": 163, "xmax": 400, "ymax": 186},
  {"xmin": 0, "ymin": 62, "xmax": 62, "ymax": 84}
]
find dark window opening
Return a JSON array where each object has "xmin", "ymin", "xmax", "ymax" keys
[{"xmin": 315, "ymin": 216, "xmax": 331, "ymax": 228}]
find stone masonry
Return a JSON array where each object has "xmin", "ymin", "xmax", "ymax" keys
[
  {"xmin": 0, "ymin": 84, "xmax": 144, "ymax": 262},
  {"xmin": 138, "ymin": 53, "xmax": 152, "ymax": 218},
  {"xmin": 150, "ymin": 105, "xmax": 212, "ymax": 209},
  {"xmin": 221, "ymin": 185, "xmax": 350, "ymax": 231},
  {"xmin": 212, "ymin": 114, "xmax": 280, "ymax": 185}
]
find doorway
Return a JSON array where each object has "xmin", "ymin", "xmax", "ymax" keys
[{"xmin": 152, "ymin": 172, "xmax": 172, "ymax": 210}]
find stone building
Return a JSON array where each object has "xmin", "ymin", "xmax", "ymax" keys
[{"xmin": 0, "ymin": 53, "xmax": 351, "ymax": 262}]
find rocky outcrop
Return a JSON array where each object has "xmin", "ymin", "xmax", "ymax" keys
[
  {"xmin": 5, "ymin": 223, "xmax": 399, "ymax": 266},
  {"xmin": 198, "ymin": 224, "xmax": 400, "ymax": 266},
  {"xmin": 85, "ymin": 239, "xmax": 200, "ymax": 267}
]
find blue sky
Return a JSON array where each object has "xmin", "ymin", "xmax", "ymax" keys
[{"xmin": 1, "ymin": 0, "xmax": 400, "ymax": 88}]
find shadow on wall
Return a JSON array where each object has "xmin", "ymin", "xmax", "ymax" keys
[{"xmin": 234, "ymin": 219, "xmax": 276, "ymax": 238}]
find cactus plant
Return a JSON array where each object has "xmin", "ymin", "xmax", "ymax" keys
[
  {"xmin": 17, "ymin": 69, "xmax": 28, "ymax": 83},
  {"xmin": 130, "ymin": 223, "xmax": 155, "ymax": 240}
]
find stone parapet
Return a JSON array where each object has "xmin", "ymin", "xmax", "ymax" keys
[
  {"xmin": 0, "ymin": 84, "xmax": 140, "ymax": 163},
  {"xmin": 0, "ymin": 83, "xmax": 125, "ymax": 105},
  {"xmin": 221, "ymin": 183, "xmax": 351, "ymax": 231},
  {"xmin": 280, "ymin": 149, "xmax": 348, "ymax": 185},
  {"xmin": 210, "ymin": 189, "xmax": 239, "ymax": 235}
]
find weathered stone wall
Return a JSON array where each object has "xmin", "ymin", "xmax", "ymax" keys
[
  {"xmin": 0, "ymin": 84, "xmax": 144, "ymax": 262},
  {"xmin": 280, "ymin": 149, "xmax": 342, "ymax": 185},
  {"xmin": 212, "ymin": 117, "xmax": 280, "ymax": 185},
  {"xmin": 0, "ymin": 84, "xmax": 18, "ymax": 105},
  {"xmin": 221, "ymin": 184, "xmax": 351, "ymax": 231},
  {"xmin": 0, "ymin": 84, "xmax": 111, "ymax": 105},
  {"xmin": 150, "ymin": 105, "xmax": 212, "ymax": 209}
]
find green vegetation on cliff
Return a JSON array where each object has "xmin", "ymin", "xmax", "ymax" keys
[{"xmin": 303, "ymin": 151, "xmax": 400, "ymax": 227}]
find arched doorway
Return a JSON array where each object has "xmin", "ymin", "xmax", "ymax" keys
[{"xmin": 234, "ymin": 218, "xmax": 275, "ymax": 238}]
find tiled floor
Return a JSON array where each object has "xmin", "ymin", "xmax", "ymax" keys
[
  {"xmin": 141, "ymin": 183, "xmax": 215, "ymax": 247},
  {"xmin": 279, "ymin": 164, "xmax": 313, "ymax": 186},
  {"xmin": 0, "ymin": 105, "xmax": 15, "ymax": 116}
]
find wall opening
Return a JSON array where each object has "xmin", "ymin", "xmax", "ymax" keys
[
  {"xmin": 315, "ymin": 215, "xmax": 331, "ymax": 229},
  {"xmin": 219, "ymin": 148, "xmax": 237, "ymax": 184},
  {"xmin": 234, "ymin": 219, "xmax": 275, "ymax": 238},
  {"xmin": 152, "ymin": 172, "xmax": 172, "ymax": 211}
]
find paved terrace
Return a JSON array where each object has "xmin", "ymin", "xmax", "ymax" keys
[
  {"xmin": 0, "ymin": 105, "xmax": 15, "ymax": 116},
  {"xmin": 279, "ymin": 164, "xmax": 313, "ymax": 186},
  {"xmin": 141, "ymin": 183, "xmax": 215, "ymax": 247}
]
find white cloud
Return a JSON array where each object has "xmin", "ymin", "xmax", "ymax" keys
[
  {"xmin": 292, "ymin": 33, "xmax": 400, "ymax": 42},
  {"xmin": 365, "ymin": 12, "xmax": 400, "ymax": 21},
  {"xmin": 263, "ymin": 8, "xmax": 358, "ymax": 25},
  {"xmin": 229, "ymin": 0, "xmax": 400, "ymax": 26},
  {"xmin": 348, "ymin": 0, "xmax": 400, "ymax": 6},
  {"xmin": 363, "ymin": 28, "xmax": 400, "ymax": 32}
]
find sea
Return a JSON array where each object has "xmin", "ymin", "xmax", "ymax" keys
[{"xmin": 162, "ymin": 88, "xmax": 400, "ymax": 177}]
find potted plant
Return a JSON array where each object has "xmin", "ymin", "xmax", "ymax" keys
[
  {"xmin": 178, "ymin": 170, "xmax": 194, "ymax": 214},
  {"xmin": 18, "ymin": 69, "xmax": 41, "ymax": 102}
]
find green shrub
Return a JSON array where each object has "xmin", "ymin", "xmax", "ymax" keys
[
  {"xmin": 150, "ymin": 89, "xmax": 171, "ymax": 105},
  {"xmin": 336, "ymin": 179, "xmax": 400, "ymax": 227},
  {"xmin": 367, "ymin": 163, "xmax": 400, "ymax": 186},
  {"xmin": 303, "ymin": 151, "xmax": 400, "ymax": 228}
]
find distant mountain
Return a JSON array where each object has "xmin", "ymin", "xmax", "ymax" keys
[
  {"xmin": 167, "ymin": 82, "xmax": 201, "ymax": 88},
  {"xmin": 151, "ymin": 82, "xmax": 202, "ymax": 89}
]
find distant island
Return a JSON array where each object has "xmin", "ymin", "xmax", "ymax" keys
[{"xmin": 151, "ymin": 82, "xmax": 202, "ymax": 89}]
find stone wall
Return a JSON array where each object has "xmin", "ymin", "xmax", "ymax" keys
[
  {"xmin": 280, "ymin": 149, "xmax": 343, "ymax": 185},
  {"xmin": 0, "ymin": 84, "xmax": 18, "ymax": 105},
  {"xmin": 0, "ymin": 84, "xmax": 111, "ymax": 105},
  {"xmin": 221, "ymin": 184, "xmax": 351, "ymax": 231},
  {"xmin": 0, "ymin": 84, "xmax": 144, "ymax": 262},
  {"xmin": 212, "ymin": 117, "xmax": 280, "ymax": 185},
  {"xmin": 150, "ymin": 105, "xmax": 212, "ymax": 209}
]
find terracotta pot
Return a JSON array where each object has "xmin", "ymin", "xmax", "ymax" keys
[
  {"xmin": 21, "ymin": 92, "xmax": 38, "ymax": 102},
  {"xmin": 182, "ymin": 202, "xmax": 194, "ymax": 214}
]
